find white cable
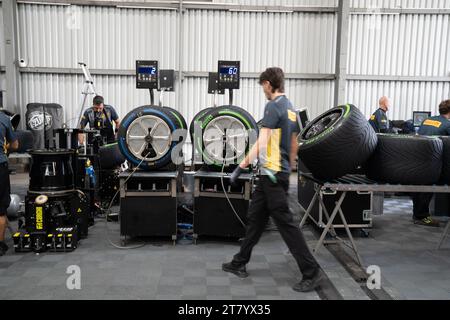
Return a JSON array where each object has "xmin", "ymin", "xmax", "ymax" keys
[{"xmin": 220, "ymin": 144, "xmax": 246, "ymax": 228}]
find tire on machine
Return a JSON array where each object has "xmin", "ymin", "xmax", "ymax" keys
[
  {"xmin": 193, "ymin": 105, "xmax": 258, "ymax": 170},
  {"xmin": 117, "ymin": 106, "xmax": 187, "ymax": 170},
  {"xmin": 298, "ymin": 104, "xmax": 378, "ymax": 180},
  {"xmin": 366, "ymin": 134, "xmax": 443, "ymax": 185},
  {"xmin": 98, "ymin": 142, "xmax": 126, "ymax": 169},
  {"xmin": 14, "ymin": 130, "xmax": 34, "ymax": 153}
]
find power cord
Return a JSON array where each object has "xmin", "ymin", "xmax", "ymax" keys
[
  {"xmin": 220, "ymin": 136, "xmax": 246, "ymax": 228},
  {"xmin": 103, "ymin": 152, "xmax": 151, "ymax": 250}
]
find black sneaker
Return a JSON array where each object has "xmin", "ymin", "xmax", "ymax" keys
[
  {"xmin": 293, "ymin": 269, "xmax": 324, "ymax": 292},
  {"xmin": 414, "ymin": 217, "xmax": 440, "ymax": 228},
  {"xmin": 222, "ymin": 261, "xmax": 249, "ymax": 278}
]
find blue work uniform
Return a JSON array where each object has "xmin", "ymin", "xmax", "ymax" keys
[
  {"xmin": 80, "ymin": 105, "xmax": 119, "ymax": 143},
  {"xmin": 369, "ymin": 108, "xmax": 390, "ymax": 133},
  {"xmin": 0, "ymin": 112, "xmax": 18, "ymax": 214},
  {"xmin": 418, "ymin": 115, "xmax": 450, "ymax": 136},
  {"xmin": 260, "ymin": 95, "xmax": 300, "ymax": 174}
]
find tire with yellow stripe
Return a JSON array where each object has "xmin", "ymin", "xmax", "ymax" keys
[
  {"xmin": 298, "ymin": 104, "xmax": 378, "ymax": 180},
  {"xmin": 367, "ymin": 134, "xmax": 443, "ymax": 185},
  {"xmin": 193, "ymin": 105, "xmax": 258, "ymax": 170}
]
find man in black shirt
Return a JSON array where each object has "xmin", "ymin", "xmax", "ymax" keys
[
  {"xmin": 369, "ymin": 96, "xmax": 392, "ymax": 133},
  {"xmin": 411, "ymin": 99, "xmax": 450, "ymax": 227},
  {"xmin": 78, "ymin": 95, "xmax": 120, "ymax": 145},
  {"xmin": 222, "ymin": 68, "xmax": 323, "ymax": 293}
]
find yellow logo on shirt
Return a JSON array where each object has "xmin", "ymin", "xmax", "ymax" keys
[
  {"xmin": 370, "ymin": 115, "xmax": 375, "ymax": 121},
  {"xmin": 288, "ymin": 110, "xmax": 297, "ymax": 122},
  {"xmin": 423, "ymin": 119, "xmax": 442, "ymax": 128}
]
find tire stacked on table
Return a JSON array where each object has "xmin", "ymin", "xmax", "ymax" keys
[
  {"xmin": 298, "ymin": 104, "xmax": 446, "ymax": 186},
  {"xmin": 298, "ymin": 104, "xmax": 378, "ymax": 180}
]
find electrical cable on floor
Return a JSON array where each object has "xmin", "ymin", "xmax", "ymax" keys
[
  {"xmin": 220, "ymin": 137, "xmax": 246, "ymax": 228},
  {"xmin": 103, "ymin": 152, "xmax": 151, "ymax": 250}
]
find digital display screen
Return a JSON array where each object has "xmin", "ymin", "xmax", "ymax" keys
[
  {"xmin": 136, "ymin": 60, "xmax": 159, "ymax": 89},
  {"xmin": 138, "ymin": 67, "xmax": 157, "ymax": 75},
  {"xmin": 219, "ymin": 67, "xmax": 239, "ymax": 75},
  {"xmin": 218, "ymin": 61, "xmax": 240, "ymax": 89}
]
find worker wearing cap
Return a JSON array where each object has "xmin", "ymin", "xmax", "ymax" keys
[
  {"xmin": 369, "ymin": 96, "xmax": 392, "ymax": 133},
  {"xmin": 412, "ymin": 99, "xmax": 450, "ymax": 227},
  {"xmin": 78, "ymin": 95, "xmax": 120, "ymax": 145}
]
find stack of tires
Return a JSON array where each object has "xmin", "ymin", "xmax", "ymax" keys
[
  {"xmin": 190, "ymin": 105, "xmax": 259, "ymax": 171},
  {"xmin": 298, "ymin": 104, "xmax": 378, "ymax": 180},
  {"xmin": 117, "ymin": 106, "xmax": 187, "ymax": 170},
  {"xmin": 298, "ymin": 104, "xmax": 446, "ymax": 185}
]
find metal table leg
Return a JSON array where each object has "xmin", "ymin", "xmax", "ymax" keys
[
  {"xmin": 317, "ymin": 194, "xmax": 338, "ymax": 237},
  {"xmin": 314, "ymin": 192, "xmax": 347, "ymax": 253},
  {"xmin": 338, "ymin": 207, "xmax": 363, "ymax": 266},
  {"xmin": 300, "ymin": 190, "xmax": 320, "ymax": 228},
  {"xmin": 437, "ymin": 220, "xmax": 450, "ymax": 250}
]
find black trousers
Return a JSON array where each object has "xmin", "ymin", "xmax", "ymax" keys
[
  {"xmin": 0, "ymin": 162, "xmax": 10, "ymax": 216},
  {"xmin": 233, "ymin": 173, "xmax": 319, "ymax": 280},
  {"xmin": 412, "ymin": 193, "xmax": 433, "ymax": 220}
]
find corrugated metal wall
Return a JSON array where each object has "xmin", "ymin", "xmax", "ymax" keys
[
  {"xmin": 5, "ymin": 0, "xmax": 450, "ymax": 137},
  {"xmin": 18, "ymin": 5, "xmax": 179, "ymax": 70},
  {"xmin": 17, "ymin": 3, "xmax": 337, "ymax": 128},
  {"xmin": 350, "ymin": 0, "xmax": 450, "ymax": 9},
  {"xmin": 217, "ymin": 0, "xmax": 338, "ymax": 6},
  {"xmin": 347, "ymin": 12, "xmax": 450, "ymax": 120}
]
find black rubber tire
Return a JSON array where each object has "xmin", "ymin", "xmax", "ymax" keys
[
  {"xmin": 0, "ymin": 109, "xmax": 20, "ymax": 130},
  {"xmin": 98, "ymin": 142, "xmax": 126, "ymax": 169},
  {"xmin": 162, "ymin": 106, "xmax": 187, "ymax": 130},
  {"xmin": 118, "ymin": 105, "xmax": 186, "ymax": 170},
  {"xmin": 367, "ymin": 134, "xmax": 443, "ymax": 185},
  {"xmin": 438, "ymin": 136, "xmax": 450, "ymax": 184},
  {"xmin": 298, "ymin": 104, "xmax": 378, "ymax": 180},
  {"xmin": 189, "ymin": 107, "xmax": 213, "ymax": 141},
  {"xmin": 193, "ymin": 105, "xmax": 259, "ymax": 169},
  {"xmin": 14, "ymin": 130, "xmax": 34, "ymax": 153}
]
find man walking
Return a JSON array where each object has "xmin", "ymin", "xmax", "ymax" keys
[{"xmin": 222, "ymin": 67, "xmax": 323, "ymax": 292}]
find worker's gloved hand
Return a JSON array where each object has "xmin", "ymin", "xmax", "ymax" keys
[{"xmin": 230, "ymin": 166, "xmax": 244, "ymax": 186}]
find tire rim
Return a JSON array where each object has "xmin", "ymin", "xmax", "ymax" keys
[
  {"xmin": 303, "ymin": 109, "xmax": 342, "ymax": 140},
  {"xmin": 203, "ymin": 115, "xmax": 248, "ymax": 163},
  {"xmin": 125, "ymin": 115, "xmax": 172, "ymax": 161}
]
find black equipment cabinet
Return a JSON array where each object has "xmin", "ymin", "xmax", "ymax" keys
[
  {"xmin": 119, "ymin": 171, "xmax": 178, "ymax": 244},
  {"xmin": 297, "ymin": 161, "xmax": 372, "ymax": 229},
  {"xmin": 193, "ymin": 171, "xmax": 252, "ymax": 241},
  {"xmin": 15, "ymin": 190, "xmax": 89, "ymax": 253}
]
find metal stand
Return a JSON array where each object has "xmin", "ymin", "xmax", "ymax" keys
[
  {"xmin": 76, "ymin": 63, "xmax": 96, "ymax": 128},
  {"xmin": 300, "ymin": 188, "xmax": 363, "ymax": 266},
  {"xmin": 119, "ymin": 171, "xmax": 178, "ymax": 245},
  {"xmin": 300, "ymin": 173, "xmax": 450, "ymax": 266},
  {"xmin": 193, "ymin": 171, "xmax": 253, "ymax": 242}
]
